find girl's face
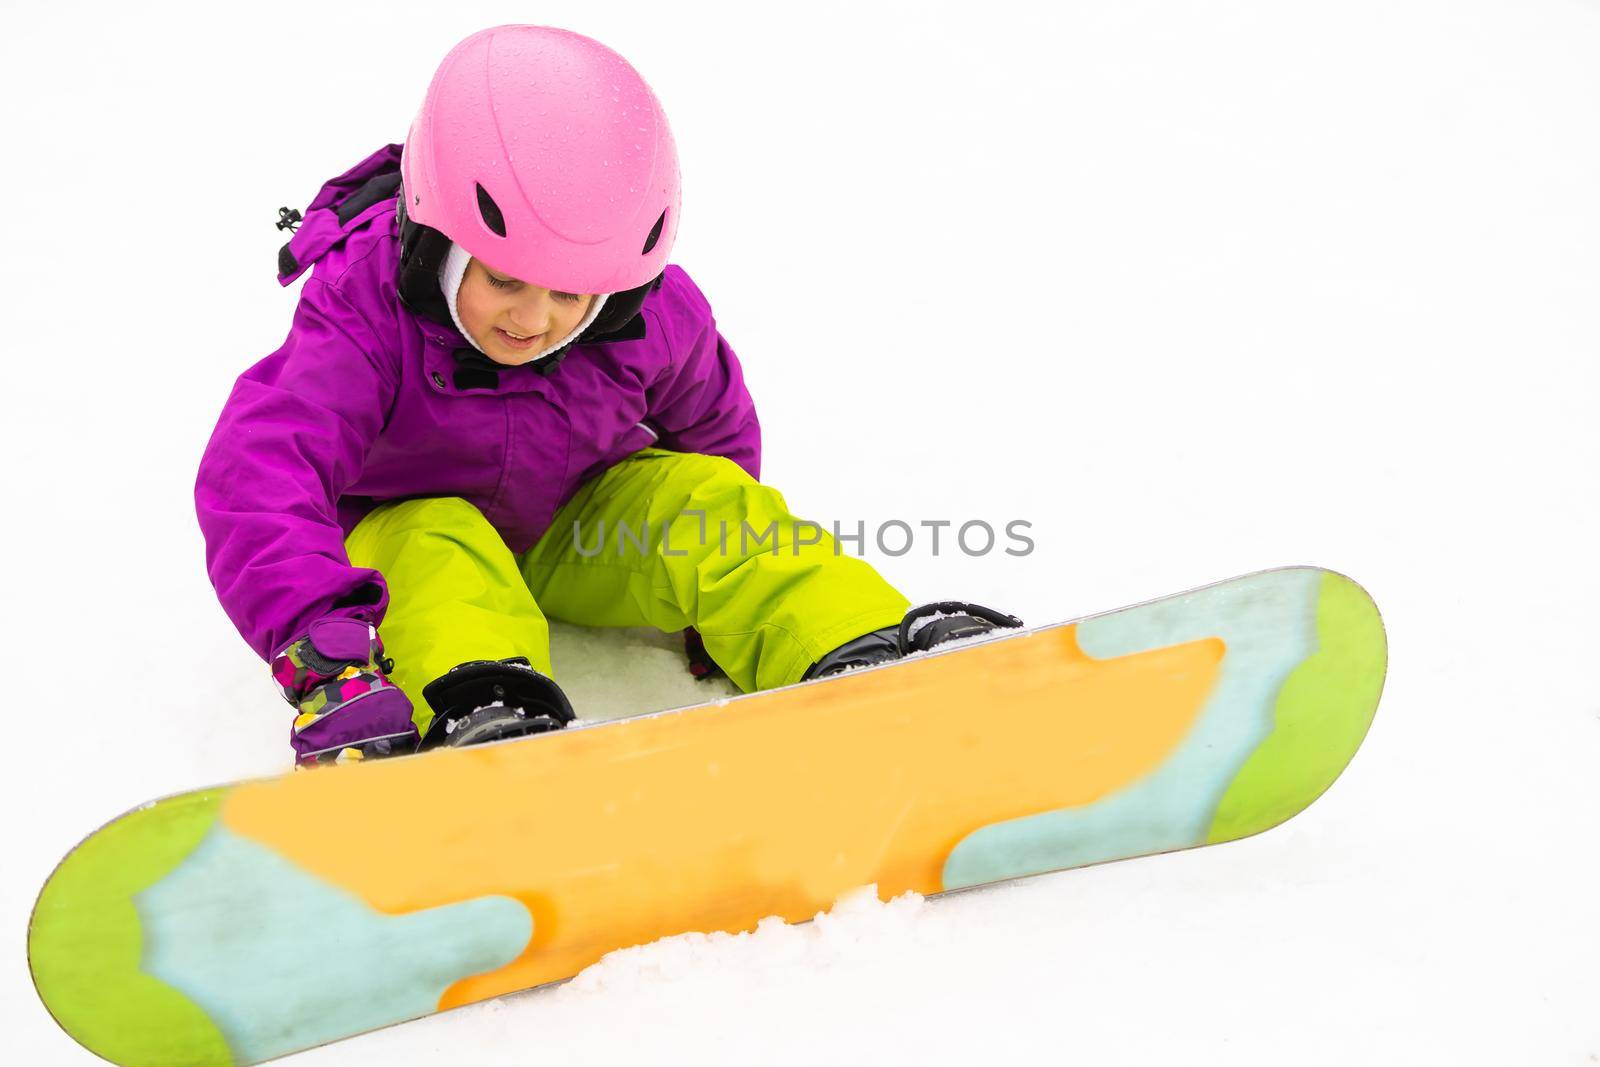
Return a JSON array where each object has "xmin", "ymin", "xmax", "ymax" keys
[{"xmin": 455, "ymin": 258, "xmax": 596, "ymax": 366}]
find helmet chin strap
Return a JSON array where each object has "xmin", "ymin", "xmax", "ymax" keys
[{"xmin": 439, "ymin": 241, "xmax": 609, "ymax": 361}]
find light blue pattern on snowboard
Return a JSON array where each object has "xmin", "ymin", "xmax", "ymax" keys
[
  {"xmin": 136, "ymin": 826, "xmax": 531, "ymax": 1065},
  {"xmin": 942, "ymin": 568, "xmax": 1320, "ymax": 890}
]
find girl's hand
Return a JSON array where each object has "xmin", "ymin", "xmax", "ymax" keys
[{"xmin": 271, "ymin": 617, "xmax": 420, "ymax": 767}]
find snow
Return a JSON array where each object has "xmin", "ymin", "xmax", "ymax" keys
[
  {"xmin": 560, "ymin": 886, "xmax": 940, "ymax": 999},
  {"xmin": 4, "ymin": 0, "xmax": 1599, "ymax": 1064},
  {"xmin": 552, "ymin": 623, "xmax": 739, "ymax": 725},
  {"xmin": 431, "ymin": 888, "xmax": 959, "ymax": 1067}
]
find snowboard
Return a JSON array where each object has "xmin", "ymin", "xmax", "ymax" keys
[{"xmin": 30, "ymin": 566, "xmax": 1386, "ymax": 1066}]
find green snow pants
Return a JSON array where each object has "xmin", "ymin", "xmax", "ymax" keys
[{"xmin": 343, "ymin": 448, "xmax": 911, "ymax": 735}]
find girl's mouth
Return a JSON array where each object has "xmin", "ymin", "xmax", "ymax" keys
[{"xmin": 495, "ymin": 327, "xmax": 545, "ymax": 350}]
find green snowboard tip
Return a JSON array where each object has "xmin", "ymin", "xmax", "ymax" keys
[
  {"xmin": 1206, "ymin": 570, "xmax": 1388, "ymax": 844},
  {"xmin": 29, "ymin": 789, "xmax": 236, "ymax": 1067}
]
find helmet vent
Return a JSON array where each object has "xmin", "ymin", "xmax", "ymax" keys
[
  {"xmin": 641, "ymin": 210, "xmax": 666, "ymax": 255},
  {"xmin": 476, "ymin": 183, "xmax": 507, "ymax": 237}
]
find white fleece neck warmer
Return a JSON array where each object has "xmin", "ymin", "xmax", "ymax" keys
[{"xmin": 440, "ymin": 241, "xmax": 609, "ymax": 360}]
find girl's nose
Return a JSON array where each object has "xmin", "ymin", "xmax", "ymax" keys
[{"xmin": 508, "ymin": 289, "xmax": 553, "ymax": 332}]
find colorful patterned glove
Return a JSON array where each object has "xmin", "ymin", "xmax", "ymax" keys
[{"xmin": 271, "ymin": 616, "xmax": 420, "ymax": 767}]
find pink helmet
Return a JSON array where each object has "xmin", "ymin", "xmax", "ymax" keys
[{"xmin": 401, "ymin": 25, "xmax": 681, "ymax": 296}]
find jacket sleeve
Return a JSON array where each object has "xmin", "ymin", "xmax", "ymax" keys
[
  {"xmin": 194, "ymin": 278, "xmax": 397, "ymax": 662},
  {"xmin": 643, "ymin": 270, "xmax": 762, "ymax": 481}
]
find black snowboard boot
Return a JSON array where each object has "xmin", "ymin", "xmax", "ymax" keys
[
  {"xmin": 801, "ymin": 601, "xmax": 1024, "ymax": 681},
  {"xmin": 418, "ymin": 657, "xmax": 576, "ymax": 750}
]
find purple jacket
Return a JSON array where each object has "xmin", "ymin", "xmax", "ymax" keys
[{"xmin": 195, "ymin": 147, "xmax": 761, "ymax": 662}]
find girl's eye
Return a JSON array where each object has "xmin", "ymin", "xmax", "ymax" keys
[{"xmin": 486, "ymin": 274, "xmax": 578, "ymax": 302}]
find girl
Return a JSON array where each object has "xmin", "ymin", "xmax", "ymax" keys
[{"xmin": 195, "ymin": 25, "xmax": 1021, "ymax": 766}]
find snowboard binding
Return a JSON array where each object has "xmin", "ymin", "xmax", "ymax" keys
[
  {"xmin": 803, "ymin": 601, "xmax": 1025, "ymax": 680},
  {"xmin": 898, "ymin": 601, "xmax": 1024, "ymax": 652},
  {"xmin": 419, "ymin": 657, "xmax": 576, "ymax": 750}
]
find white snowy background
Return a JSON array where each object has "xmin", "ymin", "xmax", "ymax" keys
[{"xmin": 3, "ymin": 0, "xmax": 1597, "ymax": 1063}]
